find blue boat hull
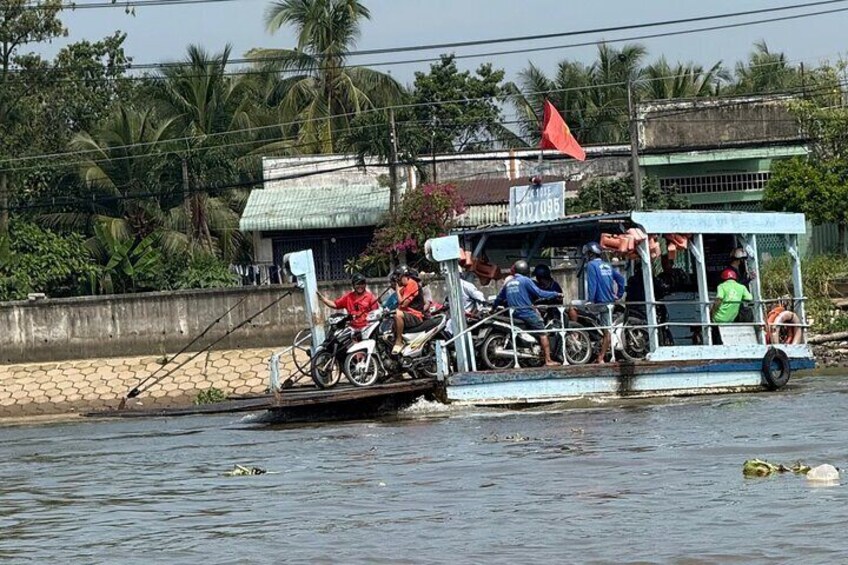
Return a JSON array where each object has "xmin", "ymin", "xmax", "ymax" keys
[{"xmin": 444, "ymin": 356, "xmax": 815, "ymax": 405}]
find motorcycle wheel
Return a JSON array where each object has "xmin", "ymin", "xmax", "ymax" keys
[
  {"xmin": 619, "ymin": 318, "xmax": 650, "ymax": 361},
  {"xmin": 310, "ymin": 347, "xmax": 341, "ymax": 389},
  {"xmin": 343, "ymin": 350, "xmax": 381, "ymax": 387},
  {"xmin": 414, "ymin": 343, "xmax": 439, "ymax": 379},
  {"xmin": 563, "ymin": 322, "xmax": 593, "ymax": 365},
  {"xmin": 481, "ymin": 333, "xmax": 518, "ymax": 370}
]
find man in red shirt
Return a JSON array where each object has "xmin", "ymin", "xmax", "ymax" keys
[
  {"xmin": 317, "ymin": 274, "xmax": 378, "ymax": 330},
  {"xmin": 392, "ymin": 266, "xmax": 425, "ymax": 354}
]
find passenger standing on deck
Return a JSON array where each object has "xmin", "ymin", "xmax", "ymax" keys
[
  {"xmin": 583, "ymin": 242, "xmax": 626, "ymax": 364},
  {"xmin": 710, "ymin": 268, "xmax": 753, "ymax": 345},
  {"xmin": 493, "ymin": 260, "xmax": 563, "ymax": 366},
  {"xmin": 392, "ymin": 266, "xmax": 425, "ymax": 354},
  {"xmin": 316, "ymin": 273, "xmax": 378, "ymax": 330}
]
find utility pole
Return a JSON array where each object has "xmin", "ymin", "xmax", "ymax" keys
[
  {"xmin": 627, "ymin": 79, "xmax": 643, "ymax": 210},
  {"xmin": 388, "ymin": 107, "xmax": 400, "ymax": 216},
  {"xmin": 430, "ymin": 113, "xmax": 438, "ymax": 184}
]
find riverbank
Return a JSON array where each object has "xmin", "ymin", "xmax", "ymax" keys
[{"xmin": 0, "ymin": 347, "xmax": 300, "ymax": 418}]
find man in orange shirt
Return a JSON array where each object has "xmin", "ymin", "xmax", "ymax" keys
[
  {"xmin": 317, "ymin": 273, "xmax": 378, "ymax": 330},
  {"xmin": 392, "ymin": 266, "xmax": 425, "ymax": 354}
]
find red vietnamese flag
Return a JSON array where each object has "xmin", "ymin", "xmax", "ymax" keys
[{"xmin": 540, "ymin": 99, "xmax": 586, "ymax": 161}]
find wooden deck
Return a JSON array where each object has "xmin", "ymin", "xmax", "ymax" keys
[{"xmin": 85, "ymin": 379, "xmax": 437, "ymax": 421}]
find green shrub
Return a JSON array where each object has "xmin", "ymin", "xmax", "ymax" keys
[
  {"xmin": 194, "ymin": 387, "xmax": 227, "ymax": 405},
  {"xmin": 0, "ymin": 221, "xmax": 101, "ymax": 301},
  {"xmin": 164, "ymin": 253, "xmax": 239, "ymax": 290}
]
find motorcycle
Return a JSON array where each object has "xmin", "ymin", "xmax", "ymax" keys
[
  {"xmin": 309, "ymin": 313, "xmax": 355, "ymax": 389},
  {"xmin": 343, "ymin": 308, "xmax": 449, "ymax": 386},
  {"xmin": 569, "ymin": 301, "xmax": 650, "ymax": 362},
  {"xmin": 310, "ymin": 308, "xmax": 384, "ymax": 388},
  {"xmin": 477, "ymin": 306, "xmax": 593, "ymax": 370}
]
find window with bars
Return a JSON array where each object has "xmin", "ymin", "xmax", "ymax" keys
[
  {"xmin": 272, "ymin": 232, "xmax": 372, "ymax": 281},
  {"xmin": 659, "ymin": 172, "xmax": 771, "ymax": 195}
]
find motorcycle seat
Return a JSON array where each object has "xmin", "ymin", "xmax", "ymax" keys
[{"xmin": 409, "ymin": 315, "xmax": 444, "ymax": 333}]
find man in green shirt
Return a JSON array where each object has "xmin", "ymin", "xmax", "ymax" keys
[{"xmin": 710, "ymin": 268, "xmax": 753, "ymax": 344}]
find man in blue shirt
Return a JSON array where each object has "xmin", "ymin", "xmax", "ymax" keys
[
  {"xmin": 583, "ymin": 242, "xmax": 626, "ymax": 364},
  {"xmin": 494, "ymin": 260, "xmax": 563, "ymax": 366}
]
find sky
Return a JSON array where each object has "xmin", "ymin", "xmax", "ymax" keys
[{"xmin": 36, "ymin": 0, "xmax": 848, "ymax": 88}]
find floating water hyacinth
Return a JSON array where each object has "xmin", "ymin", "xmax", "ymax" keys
[{"xmin": 742, "ymin": 459, "xmax": 811, "ymax": 478}]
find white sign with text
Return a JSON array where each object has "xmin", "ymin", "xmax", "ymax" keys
[{"xmin": 508, "ymin": 181, "xmax": 565, "ymax": 225}]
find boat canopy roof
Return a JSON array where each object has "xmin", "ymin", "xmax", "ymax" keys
[{"xmin": 452, "ymin": 210, "xmax": 806, "ymax": 239}]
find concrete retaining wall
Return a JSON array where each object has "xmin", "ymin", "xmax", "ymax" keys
[
  {"xmin": 0, "ymin": 346, "xmax": 305, "ymax": 418},
  {"xmin": 0, "ymin": 283, "xmax": 341, "ymax": 364}
]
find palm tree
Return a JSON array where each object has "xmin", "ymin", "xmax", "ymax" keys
[
  {"xmin": 642, "ymin": 57, "xmax": 728, "ymax": 100},
  {"xmin": 248, "ymin": 0, "xmax": 403, "ymax": 153},
  {"xmin": 733, "ymin": 41, "xmax": 799, "ymax": 94},
  {"xmin": 511, "ymin": 43, "xmax": 647, "ymax": 145},
  {"xmin": 44, "ymin": 105, "xmax": 175, "ymax": 240},
  {"xmin": 154, "ymin": 44, "xmax": 252, "ymax": 260}
]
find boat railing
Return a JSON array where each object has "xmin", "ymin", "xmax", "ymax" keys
[{"xmin": 434, "ymin": 297, "xmax": 810, "ymax": 379}]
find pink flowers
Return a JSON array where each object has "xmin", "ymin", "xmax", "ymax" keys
[{"xmin": 358, "ymin": 183, "xmax": 467, "ymax": 270}]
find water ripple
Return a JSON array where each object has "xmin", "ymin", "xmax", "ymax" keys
[{"xmin": 1, "ymin": 375, "xmax": 847, "ymax": 563}]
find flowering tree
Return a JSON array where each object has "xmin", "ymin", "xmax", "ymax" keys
[{"xmin": 349, "ymin": 183, "xmax": 465, "ymax": 274}]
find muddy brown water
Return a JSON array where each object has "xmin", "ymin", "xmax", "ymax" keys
[{"xmin": 2, "ymin": 374, "xmax": 848, "ymax": 563}]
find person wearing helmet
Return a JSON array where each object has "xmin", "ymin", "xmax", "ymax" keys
[
  {"xmin": 532, "ymin": 264, "xmax": 563, "ymax": 308},
  {"xmin": 317, "ymin": 273, "xmax": 378, "ymax": 330},
  {"xmin": 407, "ymin": 268, "xmax": 437, "ymax": 313},
  {"xmin": 493, "ymin": 259, "xmax": 563, "ymax": 366},
  {"xmin": 710, "ymin": 268, "xmax": 753, "ymax": 344},
  {"xmin": 583, "ymin": 241, "xmax": 626, "ymax": 364},
  {"xmin": 391, "ymin": 266, "xmax": 426, "ymax": 354},
  {"xmin": 728, "ymin": 247, "xmax": 753, "ymax": 287}
]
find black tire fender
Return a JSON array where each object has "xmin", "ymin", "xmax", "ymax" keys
[{"xmin": 762, "ymin": 347, "xmax": 791, "ymax": 390}]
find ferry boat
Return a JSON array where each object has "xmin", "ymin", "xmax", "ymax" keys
[
  {"xmin": 430, "ymin": 210, "xmax": 813, "ymax": 406},
  {"xmin": 272, "ymin": 209, "xmax": 813, "ymax": 410}
]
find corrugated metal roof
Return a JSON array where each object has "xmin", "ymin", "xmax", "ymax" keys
[
  {"xmin": 240, "ymin": 185, "xmax": 390, "ymax": 232},
  {"xmin": 456, "ymin": 204, "xmax": 509, "ymax": 227},
  {"xmin": 452, "ymin": 176, "xmax": 580, "ymax": 206}
]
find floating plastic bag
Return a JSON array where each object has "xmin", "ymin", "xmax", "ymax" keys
[{"xmin": 805, "ymin": 464, "xmax": 840, "ymax": 482}]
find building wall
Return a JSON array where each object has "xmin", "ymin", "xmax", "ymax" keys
[
  {"xmin": 435, "ymin": 149, "xmax": 630, "ymax": 184},
  {"xmin": 638, "ymin": 96, "xmax": 802, "ymax": 151}
]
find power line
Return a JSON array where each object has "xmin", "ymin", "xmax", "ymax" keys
[{"xmin": 5, "ymin": 66, "xmax": 841, "ymax": 170}]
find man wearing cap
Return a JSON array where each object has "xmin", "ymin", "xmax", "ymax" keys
[{"xmin": 317, "ymin": 273, "xmax": 378, "ymax": 330}]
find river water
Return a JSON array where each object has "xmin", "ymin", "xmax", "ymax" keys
[{"xmin": 2, "ymin": 375, "xmax": 848, "ymax": 564}]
